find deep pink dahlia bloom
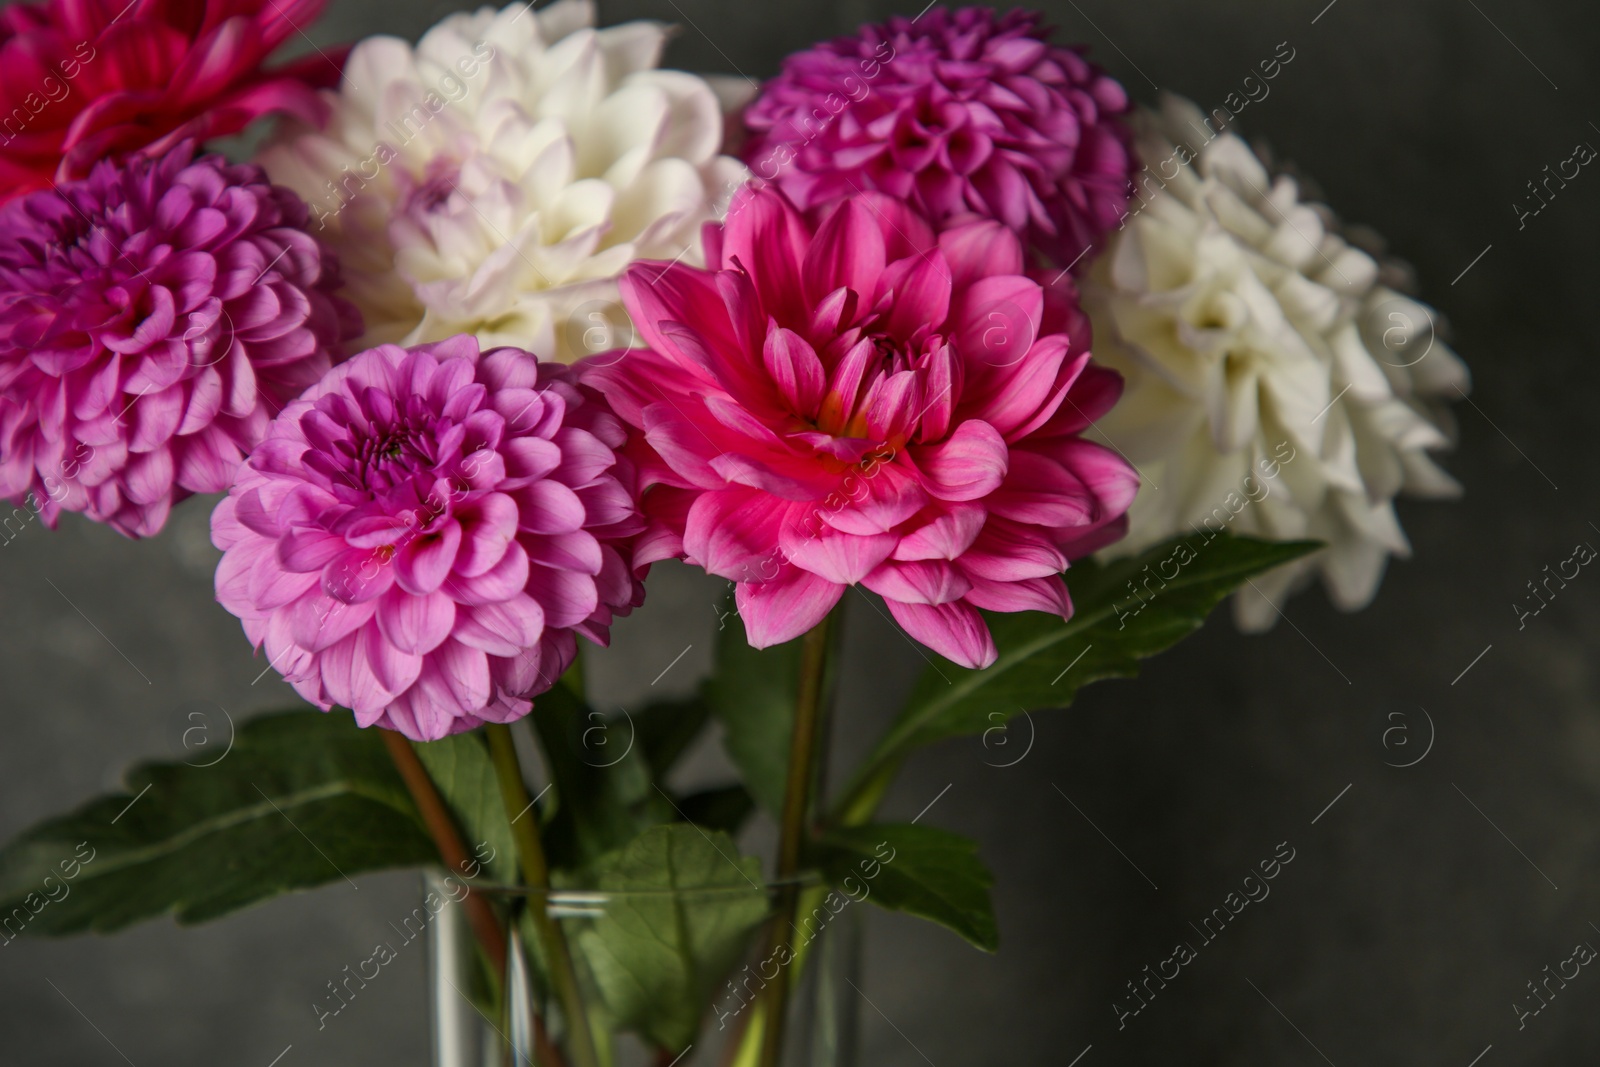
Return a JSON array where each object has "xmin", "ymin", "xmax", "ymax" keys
[
  {"xmin": 0, "ymin": 0, "xmax": 343, "ymax": 200},
  {"xmin": 211, "ymin": 336, "xmax": 646, "ymax": 741},
  {"xmin": 741, "ymin": 7, "xmax": 1135, "ymax": 271},
  {"xmin": 588, "ymin": 186, "xmax": 1137, "ymax": 669},
  {"xmin": 0, "ymin": 146, "xmax": 359, "ymax": 537}
]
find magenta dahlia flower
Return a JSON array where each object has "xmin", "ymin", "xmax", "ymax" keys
[
  {"xmin": 211, "ymin": 336, "xmax": 646, "ymax": 741},
  {"xmin": 740, "ymin": 7, "xmax": 1135, "ymax": 271},
  {"xmin": 588, "ymin": 186, "xmax": 1137, "ymax": 669},
  {"xmin": 0, "ymin": 0, "xmax": 342, "ymax": 200},
  {"xmin": 0, "ymin": 146, "xmax": 359, "ymax": 537}
]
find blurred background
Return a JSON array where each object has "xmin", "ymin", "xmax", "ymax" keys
[{"xmin": 3, "ymin": 0, "xmax": 1599, "ymax": 1063}]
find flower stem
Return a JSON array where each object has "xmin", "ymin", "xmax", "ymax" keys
[
  {"xmin": 485, "ymin": 723, "xmax": 600, "ymax": 1067},
  {"xmin": 757, "ymin": 614, "xmax": 837, "ymax": 1067},
  {"xmin": 380, "ymin": 729, "xmax": 508, "ymax": 977}
]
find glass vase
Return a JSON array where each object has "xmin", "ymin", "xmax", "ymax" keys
[{"xmin": 424, "ymin": 872, "xmax": 863, "ymax": 1067}]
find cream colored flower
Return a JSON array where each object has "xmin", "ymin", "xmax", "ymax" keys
[
  {"xmin": 258, "ymin": 0, "xmax": 747, "ymax": 362},
  {"xmin": 1085, "ymin": 94, "xmax": 1469, "ymax": 629}
]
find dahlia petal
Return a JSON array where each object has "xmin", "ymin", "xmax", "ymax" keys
[
  {"xmin": 451, "ymin": 542, "xmax": 532, "ymax": 606},
  {"xmin": 719, "ymin": 184, "xmax": 810, "ymax": 320},
  {"xmin": 882, "ymin": 252, "xmax": 954, "ymax": 338},
  {"xmin": 960, "ymin": 519, "xmax": 1068, "ymax": 581},
  {"xmin": 954, "ymin": 275, "xmax": 1044, "ymax": 370},
  {"xmin": 893, "ymin": 503, "xmax": 986, "ymax": 561},
  {"xmin": 779, "ymin": 522, "xmax": 898, "ymax": 586},
  {"xmin": 763, "ymin": 326, "xmax": 826, "ymax": 415},
  {"xmin": 915, "ymin": 420, "xmax": 1008, "ymax": 501},
  {"xmin": 802, "ymin": 197, "xmax": 887, "ymax": 306},
  {"xmin": 377, "ymin": 587, "xmax": 457, "ymax": 656},
  {"xmin": 396, "ymin": 521, "xmax": 463, "ymax": 595},
  {"xmin": 289, "ymin": 589, "xmax": 378, "ymax": 652},
  {"xmin": 523, "ymin": 530, "xmax": 604, "ymax": 575},
  {"xmin": 821, "ymin": 462, "xmax": 928, "ymax": 535},
  {"xmin": 515, "ymin": 479, "xmax": 588, "ymax": 535},
  {"xmin": 278, "ymin": 527, "xmax": 346, "ymax": 572},
  {"xmin": 987, "ymin": 450, "xmax": 1094, "ymax": 527},
  {"xmin": 684, "ymin": 487, "xmax": 791, "ymax": 582},
  {"xmin": 884, "ymin": 597, "xmax": 996, "ymax": 669},
  {"xmin": 453, "ymin": 595, "xmax": 545, "ymax": 657},
  {"xmin": 123, "ymin": 446, "xmax": 174, "ymax": 505},
  {"xmin": 863, "ymin": 559, "xmax": 972, "ymax": 606},
  {"xmin": 640, "ymin": 402, "xmax": 729, "ymax": 489},
  {"xmin": 432, "ymin": 639, "xmax": 493, "ymax": 713},
  {"xmin": 455, "ymin": 492, "xmax": 519, "ymax": 577},
  {"xmin": 962, "ymin": 573, "xmax": 1071, "ymax": 616},
  {"xmin": 734, "ymin": 565, "xmax": 845, "ymax": 648},
  {"xmin": 525, "ymin": 564, "xmax": 600, "ymax": 630}
]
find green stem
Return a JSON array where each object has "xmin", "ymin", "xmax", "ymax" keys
[
  {"xmin": 756, "ymin": 615, "xmax": 836, "ymax": 1067},
  {"xmin": 485, "ymin": 723, "xmax": 600, "ymax": 1067}
]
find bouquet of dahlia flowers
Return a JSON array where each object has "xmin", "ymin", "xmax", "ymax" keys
[{"xmin": 0, "ymin": 2, "xmax": 1467, "ymax": 1064}]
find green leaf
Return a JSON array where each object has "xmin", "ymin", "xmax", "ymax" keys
[
  {"xmin": 531, "ymin": 685, "xmax": 671, "ymax": 872},
  {"xmin": 573, "ymin": 824, "xmax": 769, "ymax": 1052},
  {"xmin": 0, "ymin": 710, "xmax": 434, "ymax": 936},
  {"xmin": 706, "ymin": 593, "xmax": 803, "ymax": 815},
  {"xmin": 815, "ymin": 823, "xmax": 997, "ymax": 952},
  {"xmin": 836, "ymin": 534, "xmax": 1320, "ymax": 818},
  {"xmin": 411, "ymin": 732, "xmax": 518, "ymax": 885}
]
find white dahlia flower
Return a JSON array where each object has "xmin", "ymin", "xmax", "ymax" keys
[
  {"xmin": 1084, "ymin": 94, "xmax": 1469, "ymax": 630},
  {"xmin": 258, "ymin": 0, "xmax": 747, "ymax": 362}
]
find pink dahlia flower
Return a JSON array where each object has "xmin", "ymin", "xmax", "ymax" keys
[
  {"xmin": 0, "ymin": 0, "xmax": 342, "ymax": 200},
  {"xmin": 211, "ymin": 336, "xmax": 646, "ymax": 741},
  {"xmin": 740, "ymin": 6, "xmax": 1135, "ymax": 271},
  {"xmin": 0, "ymin": 146, "xmax": 359, "ymax": 537},
  {"xmin": 588, "ymin": 186, "xmax": 1137, "ymax": 669}
]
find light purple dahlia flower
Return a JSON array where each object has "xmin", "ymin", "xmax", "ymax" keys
[
  {"xmin": 211, "ymin": 336, "xmax": 645, "ymax": 740},
  {"xmin": 0, "ymin": 145, "xmax": 359, "ymax": 537},
  {"xmin": 741, "ymin": 7, "xmax": 1136, "ymax": 271}
]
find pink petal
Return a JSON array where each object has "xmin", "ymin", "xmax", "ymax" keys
[
  {"xmin": 863, "ymin": 559, "xmax": 972, "ymax": 605},
  {"xmin": 431, "ymin": 640, "xmax": 491, "ymax": 714},
  {"xmin": 377, "ymin": 587, "xmax": 457, "ymax": 656},
  {"xmin": 802, "ymin": 197, "xmax": 887, "ymax": 305},
  {"xmin": 278, "ymin": 528, "xmax": 346, "ymax": 573},
  {"xmin": 454, "ymin": 493, "xmax": 519, "ymax": 577},
  {"xmin": 763, "ymin": 327, "xmax": 826, "ymax": 415},
  {"xmin": 821, "ymin": 463, "xmax": 928, "ymax": 535},
  {"xmin": 893, "ymin": 504, "xmax": 986, "ymax": 561},
  {"xmin": 683, "ymin": 487, "xmax": 791, "ymax": 582},
  {"xmin": 453, "ymin": 595, "xmax": 545, "ymax": 657},
  {"xmin": 914, "ymin": 420, "xmax": 1008, "ymax": 501},
  {"xmin": 986, "ymin": 451, "xmax": 1094, "ymax": 527},
  {"xmin": 938, "ymin": 219, "xmax": 1024, "ymax": 288},
  {"xmin": 450, "ymin": 543, "xmax": 531, "ymax": 606},
  {"xmin": 963, "ymin": 574, "xmax": 1071, "ymax": 617},
  {"xmin": 289, "ymin": 588, "xmax": 378, "ymax": 653},
  {"xmin": 524, "ymin": 564, "xmax": 599, "ymax": 630},
  {"xmin": 395, "ymin": 521, "xmax": 462, "ymax": 595},
  {"xmin": 958, "ymin": 519, "xmax": 1067, "ymax": 581},
  {"xmin": 885, "ymin": 598, "xmax": 997, "ymax": 669},
  {"xmin": 779, "ymin": 522, "xmax": 898, "ymax": 585},
  {"xmin": 735, "ymin": 565, "xmax": 845, "ymax": 647}
]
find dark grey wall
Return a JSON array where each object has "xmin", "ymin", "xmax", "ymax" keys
[{"xmin": 3, "ymin": 1, "xmax": 1599, "ymax": 1064}]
